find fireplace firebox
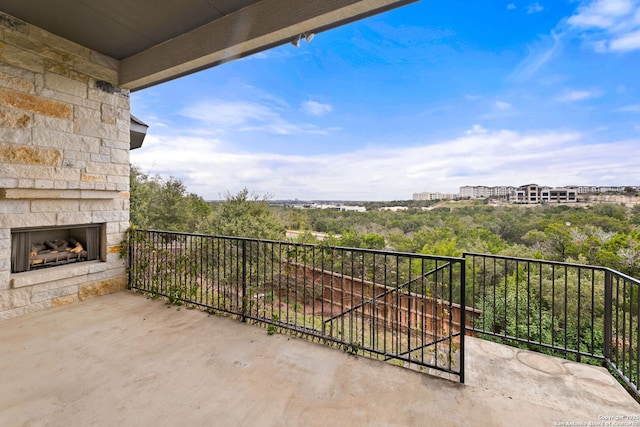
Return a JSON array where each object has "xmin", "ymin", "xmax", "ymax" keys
[{"xmin": 11, "ymin": 224, "xmax": 103, "ymax": 273}]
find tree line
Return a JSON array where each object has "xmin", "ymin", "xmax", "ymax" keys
[{"xmin": 129, "ymin": 167, "xmax": 640, "ymax": 276}]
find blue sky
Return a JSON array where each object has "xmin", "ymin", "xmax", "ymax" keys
[{"xmin": 131, "ymin": 0, "xmax": 640, "ymax": 201}]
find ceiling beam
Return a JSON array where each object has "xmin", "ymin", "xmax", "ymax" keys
[{"xmin": 119, "ymin": 0, "xmax": 416, "ymax": 91}]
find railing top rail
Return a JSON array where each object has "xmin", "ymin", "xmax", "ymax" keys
[
  {"xmin": 604, "ymin": 267, "xmax": 640, "ymax": 284},
  {"xmin": 463, "ymin": 251, "xmax": 608, "ymax": 272},
  {"xmin": 134, "ymin": 229, "xmax": 465, "ymax": 263}
]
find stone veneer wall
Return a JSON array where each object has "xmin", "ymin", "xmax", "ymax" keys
[{"xmin": 0, "ymin": 12, "xmax": 130, "ymax": 320}]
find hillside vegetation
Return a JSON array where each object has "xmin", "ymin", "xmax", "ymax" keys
[{"xmin": 130, "ymin": 168, "xmax": 640, "ymax": 276}]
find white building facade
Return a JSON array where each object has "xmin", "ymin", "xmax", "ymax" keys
[
  {"xmin": 413, "ymin": 192, "xmax": 457, "ymax": 201},
  {"xmin": 459, "ymin": 186, "xmax": 515, "ymax": 199}
]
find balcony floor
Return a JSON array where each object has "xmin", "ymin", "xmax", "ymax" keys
[{"xmin": 1, "ymin": 291, "xmax": 637, "ymax": 426}]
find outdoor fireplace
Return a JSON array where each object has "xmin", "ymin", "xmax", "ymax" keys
[{"xmin": 11, "ymin": 224, "xmax": 103, "ymax": 273}]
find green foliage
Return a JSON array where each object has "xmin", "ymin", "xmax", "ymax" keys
[
  {"xmin": 281, "ymin": 209, "xmax": 312, "ymax": 231},
  {"xmin": 331, "ymin": 230, "xmax": 386, "ymax": 250},
  {"xmin": 523, "ymin": 223, "xmax": 574, "ymax": 261},
  {"xmin": 130, "ymin": 170, "xmax": 285, "ymax": 240},
  {"xmin": 591, "ymin": 203, "xmax": 627, "ymax": 221},
  {"xmin": 291, "ymin": 231, "xmax": 321, "ymax": 244},
  {"xmin": 129, "ymin": 166, "xmax": 211, "ymax": 232},
  {"xmin": 474, "ymin": 262, "xmax": 606, "ymax": 357},
  {"xmin": 200, "ymin": 188, "xmax": 285, "ymax": 240}
]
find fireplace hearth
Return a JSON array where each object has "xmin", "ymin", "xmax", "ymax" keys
[{"xmin": 11, "ymin": 224, "xmax": 103, "ymax": 273}]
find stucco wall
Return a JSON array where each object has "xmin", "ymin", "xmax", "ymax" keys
[{"xmin": 0, "ymin": 12, "xmax": 129, "ymax": 320}]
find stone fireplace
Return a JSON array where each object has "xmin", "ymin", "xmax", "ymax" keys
[
  {"xmin": 0, "ymin": 12, "xmax": 131, "ymax": 319},
  {"xmin": 11, "ymin": 223, "xmax": 103, "ymax": 273}
]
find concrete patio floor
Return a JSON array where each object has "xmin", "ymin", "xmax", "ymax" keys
[{"xmin": 1, "ymin": 291, "xmax": 638, "ymax": 427}]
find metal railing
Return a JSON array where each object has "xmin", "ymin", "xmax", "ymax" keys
[
  {"xmin": 464, "ymin": 252, "xmax": 640, "ymax": 398},
  {"xmin": 126, "ymin": 230, "xmax": 639, "ymax": 395},
  {"xmin": 128, "ymin": 230, "xmax": 468, "ymax": 382}
]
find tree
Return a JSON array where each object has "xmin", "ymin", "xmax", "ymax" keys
[
  {"xmin": 331, "ymin": 231, "xmax": 386, "ymax": 250},
  {"xmin": 523, "ymin": 223, "xmax": 575, "ymax": 261},
  {"xmin": 129, "ymin": 166, "xmax": 157, "ymax": 229},
  {"xmin": 148, "ymin": 178, "xmax": 210, "ymax": 232},
  {"xmin": 129, "ymin": 166, "xmax": 211, "ymax": 232},
  {"xmin": 199, "ymin": 188, "xmax": 285, "ymax": 240}
]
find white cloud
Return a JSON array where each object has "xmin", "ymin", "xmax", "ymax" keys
[
  {"xmin": 131, "ymin": 126, "xmax": 640, "ymax": 200},
  {"xmin": 301, "ymin": 101, "xmax": 333, "ymax": 116},
  {"xmin": 510, "ymin": 31, "xmax": 561, "ymax": 81},
  {"xmin": 181, "ymin": 99, "xmax": 333, "ymax": 135},
  {"xmin": 555, "ymin": 89, "xmax": 597, "ymax": 102},
  {"xmin": 527, "ymin": 2, "xmax": 544, "ymax": 14},
  {"xmin": 566, "ymin": 0, "xmax": 640, "ymax": 52},
  {"xmin": 183, "ymin": 101, "xmax": 271, "ymax": 127},
  {"xmin": 568, "ymin": 0, "xmax": 634, "ymax": 28},
  {"xmin": 495, "ymin": 101, "xmax": 512, "ymax": 110},
  {"xmin": 615, "ymin": 104, "xmax": 640, "ymax": 112},
  {"xmin": 466, "ymin": 124, "xmax": 488, "ymax": 134},
  {"xmin": 143, "ymin": 115, "xmax": 169, "ymax": 128},
  {"xmin": 507, "ymin": 3, "xmax": 517, "ymax": 10},
  {"xmin": 478, "ymin": 101, "xmax": 517, "ymax": 120},
  {"xmin": 610, "ymin": 28, "xmax": 640, "ymax": 50}
]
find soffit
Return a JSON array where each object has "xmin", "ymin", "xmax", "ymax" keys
[
  {"xmin": 0, "ymin": 0, "xmax": 416, "ymax": 91},
  {"xmin": 0, "ymin": 0, "xmax": 257, "ymax": 59}
]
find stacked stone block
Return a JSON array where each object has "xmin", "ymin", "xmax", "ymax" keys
[{"xmin": 0, "ymin": 12, "xmax": 130, "ymax": 319}]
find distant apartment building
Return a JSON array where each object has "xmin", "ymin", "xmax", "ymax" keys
[
  {"xmin": 577, "ymin": 186, "xmax": 599, "ymax": 194},
  {"xmin": 512, "ymin": 183, "xmax": 542, "ymax": 203},
  {"xmin": 541, "ymin": 188, "xmax": 578, "ymax": 203},
  {"xmin": 459, "ymin": 185, "xmax": 515, "ymax": 199},
  {"xmin": 418, "ymin": 184, "xmax": 637, "ymax": 204},
  {"xmin": 459, "ymin": 186, "xmax": 490, "ymax": 198},
  {"xmin": 598, "ymin": 186, "xmax": 626, "ymax": 193},
  {"xmin": 413, "ymin": 192, "xmax": 457, "ymax": 201},
  {"xmin": 512, "ymin": 184, "xmax": 577, "ymax": 204},
  {"xmin": 576, "ymin": 186, "xmax": 638, "ymax": 194}
]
